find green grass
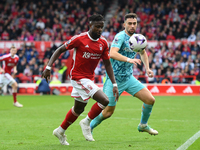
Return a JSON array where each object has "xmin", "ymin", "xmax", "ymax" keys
[{"xmin": 0, "ymin": 95, "xmax": 200, "ymax": 150}]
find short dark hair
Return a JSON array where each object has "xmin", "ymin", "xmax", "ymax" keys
[
  {"xmin": 11, "ymin": 44, "xmax": 16, "ymax": 49},
  {"xmin": 89, "ymin": 14, "xmax": 104, "ymax": 22},
  {"xmin": 124, "ymin": 13, "xmax": 137, "ymax": 21}
]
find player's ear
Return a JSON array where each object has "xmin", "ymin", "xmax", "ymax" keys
[
  {"xmin": 123, "ymin": 22, "xmax": 125, "ymax": 28},
  {"xmin": 89, "ymin": 22, "xmax": 93, "ymax": 28}
]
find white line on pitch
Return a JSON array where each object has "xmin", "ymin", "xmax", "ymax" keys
[
  {"xmin": 80, "ymin": 114, "xmax": 199, "ymax": 122},
  {"xmin": 176, "ymin": 130, "xmax": 200, "ymax": 150}
]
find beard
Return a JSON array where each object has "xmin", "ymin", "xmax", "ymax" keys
[{"xmin": 127, "ymin": 29, "xmax": 135, "ymax": 36}]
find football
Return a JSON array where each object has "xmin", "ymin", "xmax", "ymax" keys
[{"xmin": 129, "ymin": 34, "xmax": 147, "ymax": 52}]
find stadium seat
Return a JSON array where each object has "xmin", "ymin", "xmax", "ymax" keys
[
  {"xmin": 27, "ymin": 87, "xmax": 35, "ymax": 94},
  {"xmin": 50, "ymin": 86, "xmax": 60, "ymax": 93},
  {"xmin": 60, "ymin": 86, "xmax": 67, "ymax": 93},
  {"xmin": 51, "ymin": 86, "xmax": 60, "ymax": 90},
  {"xmin": 17, "ymin": 73, "xmax": 32, "ymax": 83},
  {"xmin": 18, "ymin": 87, "xmax": 26, "ymax": 94},
  {"xmin": 67, "ymin": 86, "xmax": 73, "ymax": 92}
]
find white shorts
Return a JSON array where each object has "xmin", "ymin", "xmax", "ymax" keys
[
  {"xmin": 0, "ymin": 73, "xmax": 15, "ymax": 88},
  {"xmin": 71, "ymin": 78, "xmax": 100, "ymax": 103}
]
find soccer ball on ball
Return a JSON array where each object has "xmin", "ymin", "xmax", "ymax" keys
[{"xmin": 129, "ymin": 34, "xmax": 147, "ymax": 52}]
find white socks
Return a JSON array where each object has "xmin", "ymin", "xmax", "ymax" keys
[
  {"xmin": 83, "ymin": 115, "xmax": 92, "ymax": 126},
  {"xmin": 58, "ymin": 126, "xmax": 65, "ymax": 134}
]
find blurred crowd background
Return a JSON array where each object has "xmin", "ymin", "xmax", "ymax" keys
[{"xmin": 0, "ymin": 0, "xmax": 200, "ymax": 84}]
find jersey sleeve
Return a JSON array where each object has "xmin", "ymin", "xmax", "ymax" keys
[
  {"xmin": 111, "ymin": 33, "xmax": 124, "ymax": 49},
  {"xmin": 101, "ymin": 46, "xmax": 110, "ymax": 60},
  {"xmin": 64, "ymin": 35, "xmax": 80, "ymax": 50},
  {"xmin": 0, "ymin": 55, "xmax": 6, "ymax": 61},
  {"xmin": 101, "ymin": 40, "xmax": 110, "ymax": 60}
]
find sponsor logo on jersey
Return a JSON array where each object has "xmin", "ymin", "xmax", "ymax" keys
[
  {"xmin": 7, "ymin": 63, "xmax": 15, "ymax": 66},
  {"xmin": 82, "ymin": 52, "xmax": 101, "ymax": 59},
  {"xmin": 85, "ymin": 45, "xmax": 89, "ymax": 48},
  {"xmin": 166, "ymin": 86, "xmax": 176, "ymax": 93},
  {"xmin": 150, "ymin": 86, "xmax": 159, "ymax": 93},
  {"xmin": 183, "ymin": 86, "xmax": 193, "ymax": 93}
]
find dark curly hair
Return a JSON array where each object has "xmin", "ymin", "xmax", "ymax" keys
[{"xmin": 89, "ymin": 14, "xmax": 104, "ymax": 22}]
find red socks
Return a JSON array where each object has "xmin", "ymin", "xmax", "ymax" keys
[
  {"xmin": 61, "ymin": 108, "xmax": 79, "ymax": 130},
  {"xmin": 60, "ymin": 102, "xmax": 105, "ymax": 130},
  {"xmin": 13, "ymin": 93, "xmax": 17, "ymax": 103},
  {"xmin": 88, "ymin": 102, "xmax": 104, "ymax": 120}
]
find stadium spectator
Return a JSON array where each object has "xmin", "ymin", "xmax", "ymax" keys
[
  {"xmin": 32, "ymin": 64, "xmax": 39, "ymax": 75},
  {"xmin": 187, "ymin": 31, "xmax": 196, "ymax": 42},
  {"xmin": 36, "ymin": 78, "xmax": 51, "ymax": 95},
  {"xmin": 171, "ymin": 68, "xmax": 181, "ymax": 83},
  {"xmin": 59, "ymin": 62, "xmax": 67, "ymax": 83},
  {"xmin": 17, "ymin": 59, "xmax": 26, "ymax": 74},
  {"xmin": 42, "ymin": 14, "xmax": 119, "ymax": 145},
  {"xmin": 166, "ymin": 31, "xmax": 176, "ymax": 40},
  {"xmin": 43, "ymin": 47, "xmax": 52, "ymax": 59}
]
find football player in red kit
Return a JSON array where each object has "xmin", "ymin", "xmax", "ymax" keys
[
  {"xmin": 0, "ymin": 46, "xmax": 23, "ymax": 107},
  {"xmin": 42, "ymin": 14, "xmax": 119, "ymax": 145}
]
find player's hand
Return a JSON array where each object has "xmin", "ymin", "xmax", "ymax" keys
[
  {"xmin": 113, "ymin": 86, "xmax": 119, "ymax": 102},
  {"xmin": 146, "ymin": 69, "xmax": 154, "ymax": 78},
  {"xmin": 42, "ymin": 69, "xmax": 51, "ymax": 83},
  {"xmin": 128, "ymin": 59, "xmax": 141, "ymax": 66}
]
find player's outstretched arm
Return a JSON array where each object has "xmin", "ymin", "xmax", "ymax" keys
[
  {"xmin": 42, "ymin": 44, "xmax": 67, "ymax": 82},
  {"xmin": 110, "ymin": 47, "xmax": 129, "ymax": 62},
  {"xmin": 139, "ymin": 49, "xmax": 153, "ymax": 78},
  {"xmin": 47, "ymin": 45, "xmax": 67, "ymax": 67},
  {"xmin": 103, "ymin": 59, "xmax": 119, "ymax": 101},
  {"xmin": 110, "ymin": 47, "xmax": 141, "ymax": 65}
]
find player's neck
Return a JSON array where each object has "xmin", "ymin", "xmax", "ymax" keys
[
  {"xmin": 10, "ymin": 54, "xmax": 15, "ymax": 58},
  {"xmin": 88, "ymin": 31, "xmax": 99, "ymax": 41}
]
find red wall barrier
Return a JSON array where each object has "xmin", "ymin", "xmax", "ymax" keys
[
  {"xmin": 120, "ymin": 84, "xmax": 200, "ymax": 95},
  {"xmin": 16, "ymin": 83, "xmax": 200, "ymax": 96}
]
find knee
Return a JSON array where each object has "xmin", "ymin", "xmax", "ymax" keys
[
  {"xmin": 73, "ymin": 107, "xmax": 84, "ymax": 115},
  {"xmin": 149, "ymin": 97, "xmax": 155, "ymax": 105},
  {"xmin": 12, "ymin": 82, "xmax": 18, "ymax": 89}
]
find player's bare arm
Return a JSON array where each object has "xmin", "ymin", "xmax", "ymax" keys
[
  {"xmin": 110, "ymin": 47, "xmax": 141, "ymax": 65},
  {"xmin": 42, "ymin": 45, "xmax": 67, "ymax": 82},
  {"xmin": 139, "ymin": 49, "xmax": 154, "ymax": 78},
  {"xmin": 103, "ymin": 59, "xmax": 119, "ymax": 101},
  {"xmin": 13, "ymin": 66, "xmax": 17, "ymax": 74},
  {"xmin": 0, "ymin": 66, "xmax": 4, "ymax": 73}
]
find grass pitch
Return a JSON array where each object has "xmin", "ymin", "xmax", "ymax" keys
[{"xmin": 0, "ymin": 95, "xmax": 200, "ymax": 150}]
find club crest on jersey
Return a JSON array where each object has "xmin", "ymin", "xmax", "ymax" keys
[
  {"xmin": 114, "ymin": 37, "xmax": 118, "ymax": 44},
  {"xmin": 99, "ymin": 44, "xmax": 102, "ymax": 50}
]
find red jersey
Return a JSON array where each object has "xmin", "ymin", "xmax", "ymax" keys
[
  {"xmin": 0, "ymin": 53, "xmax": 19, "ymax": 74},
  {"xmin": 64, "ymin": 32, "xmax": 110, "ymax": 81}
]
